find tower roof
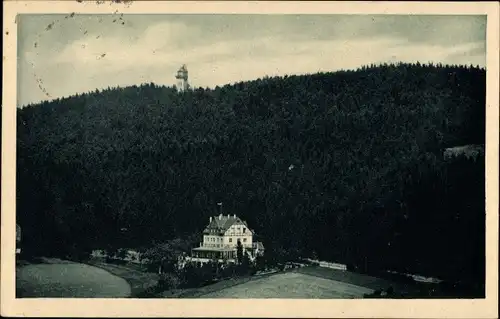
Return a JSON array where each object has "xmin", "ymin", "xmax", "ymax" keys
[{"xmin": 175, "ymin": 64, "xmax": 188, "ymax": 80}]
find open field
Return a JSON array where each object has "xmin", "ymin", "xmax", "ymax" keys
[
  {"xmin": 16, "ymin": 259, "xmax": 131, "ymax": 298},
  {"xmin": 86, "ymin": 259, "xmax": 159, "ymax": 297},
  {"xmin": 296, "ymin": 266, "xmax": 405, "ymax": 291},
  {"xmin": 200, "ymin": 271, "xmax": 374, "ymax": 298},
  {"xmin": 161, "ymin": 271, "xmax": 281, "ymax": 298},
  {"xmin": 162, "ymin": 277, "xmax": 253, "ymax": 298},
  {"xmin": 15, "ymin": 258, "xmax": 456, "ymax": 299},
  {"xmin": 295, "ymin": 267, "xmax": 477, "ymax": 298}
]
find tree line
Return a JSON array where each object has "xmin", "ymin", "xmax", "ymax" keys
[{"xmin": 16, "ymin": 62, "xmax": 485, "ymax": 292}]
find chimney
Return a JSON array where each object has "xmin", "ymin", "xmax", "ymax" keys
[
  {"xmin": 210, "ymin": 217, "xmax": 212, "ymax": 223},
  {"xmin": 219, "ymin": 214, "xmax": 222, "ymax": 220},
  {"xmin": 233, "ymin": 214, "xmax": 236, "ymax": 218}
]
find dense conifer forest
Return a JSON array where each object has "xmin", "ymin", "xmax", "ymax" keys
[{"xmin": 16, "ymin": 62, "xmax": 485, "ymax": 289}]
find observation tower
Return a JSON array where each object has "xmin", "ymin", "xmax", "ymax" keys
[{"xmin": 175, "ymin": 64, "xmax": 189, "ymax": 92}]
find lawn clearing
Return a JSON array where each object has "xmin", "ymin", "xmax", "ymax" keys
[
  {"xmin": 86, "ymin": 259, "xmax": 159, "ymax": 297},
  {"xmin": 16, "ymin": 261, "xmax": 131, "ymax": 298},
  {"xmin": 296, "ymin": 266, "xmax": 422, "ymax": 297},
  {"xmin": 162, "ymin": 274, "xmax": 268, "ymax": 298},
  {"xmin": 296, "ymin": 266, "xmax": 395, "ymax": 290},
  {"xmin": 199, "ymin": 271, "xmax": 374, "ymax": 298}
]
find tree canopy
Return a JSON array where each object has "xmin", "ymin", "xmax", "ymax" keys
[{"xmin": 16, "ymin": 62, "xmax": 485, "ymax": 288}]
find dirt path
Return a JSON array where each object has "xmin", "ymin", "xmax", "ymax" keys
[{"xmin": 16, "ymin": 259, "xmax": 132, "ymax": 298}]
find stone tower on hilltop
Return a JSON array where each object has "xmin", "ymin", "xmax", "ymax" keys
[{"xmin": 175, "ymin": 64, "xmax": 189, "ymax": 92}]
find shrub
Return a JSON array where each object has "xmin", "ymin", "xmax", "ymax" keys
[{"xmin": 157, "ymin": 273, "xmax": 181, "ymax": 291}]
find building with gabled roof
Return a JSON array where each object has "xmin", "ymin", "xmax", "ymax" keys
[
  {"xmin": 188, "ymin": 214, "xmax": 264, "ymax": 264},
  {"xmin": 203, "ymin": 214, "xmax": 251, "ymax": 236}
]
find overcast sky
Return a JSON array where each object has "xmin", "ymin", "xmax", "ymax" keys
[{"xmin": 17, "ymin": 14, "xmax": 486, "ymax": 107}]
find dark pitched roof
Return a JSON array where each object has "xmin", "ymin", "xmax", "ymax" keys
[{"xmin": 203, "ymin": 214, "xmax": 249, "ymax": 235}]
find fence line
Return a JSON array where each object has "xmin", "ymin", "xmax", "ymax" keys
[{"xmin": 304, "ymin": 258, "xmax": 347, "ymax": 271}]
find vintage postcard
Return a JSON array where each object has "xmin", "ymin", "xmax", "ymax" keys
[{"xmin": 2, "ymin": 1, "xmax": 499, "ymax": 318}]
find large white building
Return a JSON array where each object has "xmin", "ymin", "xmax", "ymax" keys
[{"xmin": 189, "ymin": 214, "xmax": 264, "ymax": 264}]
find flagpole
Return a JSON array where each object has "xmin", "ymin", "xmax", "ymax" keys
[{"xmin": 217, "ymin": 202, "xmax": 223, "ymax": 215}]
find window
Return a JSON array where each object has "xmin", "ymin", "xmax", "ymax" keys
[
  {"xmin": 229, "ymin": 238, "xmax": 232, "ymax": 243},
  {"xmin": 243, "ymin": 228, "xmax": 246, "ymax": 233},
  {"xmin": 243, "ymin": 238, "xmax": 247, "ymax": 242}
]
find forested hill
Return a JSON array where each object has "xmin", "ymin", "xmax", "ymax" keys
[{"xmin": 17, "ymin": 62, "xmax": 485, "ymax": 285}]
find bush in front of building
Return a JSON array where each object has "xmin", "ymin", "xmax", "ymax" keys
[{"xmin": 157, "ymin": 273, "xmax": 181, "ymax": 291}]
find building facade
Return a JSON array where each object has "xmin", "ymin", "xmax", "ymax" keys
[{"xmin": 189, "ymin": 214, "xmax": 264, "ymax": 264}]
